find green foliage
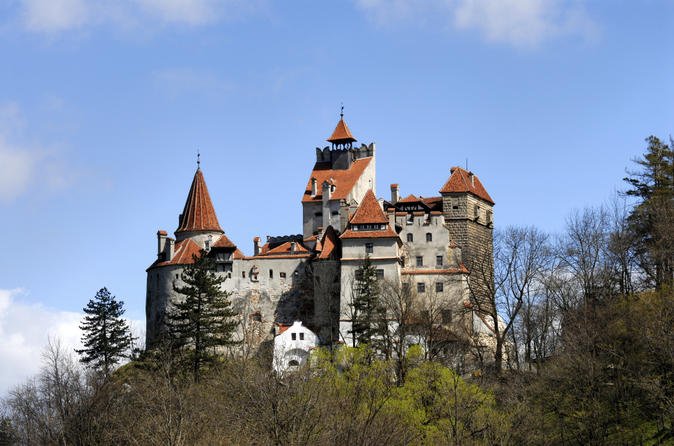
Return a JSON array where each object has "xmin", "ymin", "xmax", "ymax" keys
[
  {"xmin": 349, "ymin": 255, "xmax": 386, "ymax": 349},
  {"xmin": 624, "ymin": 135, "xmax": 674, "ymax": 289},
  {"xmin": 166, "ymin": 250, "xmax": 238, "ymax": 382},
  {"xmin": 76, "ymin": 287, "xmax": 132, "ymax": 377}
]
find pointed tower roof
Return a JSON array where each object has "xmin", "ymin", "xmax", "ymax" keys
[
  {"xmin": 349, "ymin": 189, "xmax": 389, "ymax": 224},
  {"xmin": 176, "ymin": 168, "xmax": 223, "ymax": 234},
  {"xmin": 439, "ymin": 167, "xmax": 494, "ymax": 205},
  {"xmin": 327, "ymin": 112, "xmax": 357, "ymax": 145}
]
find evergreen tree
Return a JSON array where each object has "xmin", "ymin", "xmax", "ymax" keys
[
  {"xmin": 76, "ymin": 287, "xmax": 132, "ymax": 377},
  {"xmin": 166, "ymin": 250, "xmax": 238, "ymax": 382},
  {"xmin": 349, "ymin": 255, "xmax": 386, "ymax": 349},
  {"xmin": 624, "ymin": 135, "xmax": 674, "ymax": 289}
]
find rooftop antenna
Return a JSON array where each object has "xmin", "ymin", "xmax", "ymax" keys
[{"xmin": 197, "ymin": 150, "xmax": 201, "ymax": 169}]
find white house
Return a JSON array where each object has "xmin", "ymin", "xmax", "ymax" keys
[{"xmin": 273, "ymin": 321, "xmax": 319, "ymax": 374}]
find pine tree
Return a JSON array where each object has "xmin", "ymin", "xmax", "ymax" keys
[
  {"xmin": 624, "ymin": 135, "xmax": 674, "ymax": 290},
  {"xmin": 166, "ymin": 249, "xmax": 238, "ymax": 382},
  {"xmin": 349, "ymin": 255, "xmax": 386, "ymax": 349},
  {"xmin": 76, "ymin": 287, "xmax": 133, "ymax": 377}
]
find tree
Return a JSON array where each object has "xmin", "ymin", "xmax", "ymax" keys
[
  {"xmin": 166, "ymin": 250, "xmax": 238, "ymax": 383},
  {"xmin": 624, "ymin": 135, "xmax": 674, "ymax": 290},
  {"xmin": 469, "ymin": 226, "xmax": 550, "ymax": 373},
  {"xmin": 348, "ymin": 255, "xmax": 385, "ymax": 349},
  {"xmin": 76, "ymin": 287, "xmax": 132, "ymax": 377}
]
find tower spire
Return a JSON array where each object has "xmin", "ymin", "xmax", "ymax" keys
[{"xmin": 327, "ymin": 105, "xmax": 357, "ymax": 149}]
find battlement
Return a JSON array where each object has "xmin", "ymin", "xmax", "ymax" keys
[{"xmin": 315, "ymin": 143, "xmax": 375, "ymax": 170}]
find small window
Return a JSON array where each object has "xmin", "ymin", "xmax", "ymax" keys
[
  {"xmin": 376, "ymin": 269, "xmax": 384, "ymax": 279},
  {"xmin": 269, "ymin": 269, "xmax": 273, "ymax": 279},
  {"xmin": 442, "ymin": 309, "xmax": 452, "ymax": 324},
  {"xmin": 175, "ymin": 274, "xmax": 179, "ymax": 279},
  {"xmin": 416, "ymin": 256, "xmax": 423, "ymax": 267},
  {"xmin": 280, "ymin": 272, "xmax": 286, "ymax": 279},
  {"xmin": 436, "ymin": 255, "xmax": 443, "ymax": 267},
  {"xmin": 426, "ymin": 233, "xmax": 432, "ymax": 242},
  {"xmin": 288, "ymin": 359, "xmax": 299, "ymax": 367},
  {"xmin": 331, "ymin": 211, "xmax": 339, "ymax": 216},
  {"xmin": 291, "ymin": 333, "xmax": 297, "ymax": 340},
  {"xmin": 365, "ymin": 243, "xmax": 373, "ymax": 254},
  {"xmin": 204, "ymin": 240, "xmax": 210, "ymax": 251},
  {"xmin": 300, "ymin": 333, "xmax": 305, "ymax": 341},
  {"xmin": 407, "ymin": 233, "xmax": 414, "ymax": 242},
  {"xmin": 315, "ymin": 212, "xmax": 322, "ymax": 217},
  {"xmin": 436, "ymin": 282, "xmax": 444, "ymax": 292},
  {"xmin": 242, "ymin": 271, "xmax": 246, "ymax": 278},
  {"xmin": 417, "ymin": 283, "xmax": 426, "ymax": 293}
]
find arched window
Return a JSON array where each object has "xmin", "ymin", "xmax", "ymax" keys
[{"xmin": 426, "ymin": 233, "xmax": 432, "ymax": 242}]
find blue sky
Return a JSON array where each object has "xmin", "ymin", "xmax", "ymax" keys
[{"xmin": 0, "ymin": 0, "xmax": 673, "ymax": 393}]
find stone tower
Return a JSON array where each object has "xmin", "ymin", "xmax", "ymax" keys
[{"xmin": 439, "ymin": 167, "xmax": 494, "ymax": 294}]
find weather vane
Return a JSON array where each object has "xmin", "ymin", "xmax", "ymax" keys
[
  {"xmin": 197, "ymin": 150, "xmax": 201, "ymax": 168},
  {"xmin": 340, "ymin": 102, "xmax": 344, "ymax": 119}
]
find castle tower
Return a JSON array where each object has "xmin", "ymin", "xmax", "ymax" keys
[
  {"xmin": 439, "ymin": 167, "xmax": 494, "ymax": 295},
  {"xmin": 302, "ymin": 114, "xmax": 376, "ymax": 238},
  {"xmin": 146, "ymin": 165, "xmax": 237, "ymax": 348},
  {"xmin": 339, "ymin": 189, "xmax": 401, "ymax": 346}
]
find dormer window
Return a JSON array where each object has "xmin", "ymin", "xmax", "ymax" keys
[{"xmin": 204, "ymin": 240, "xmax": 210, "ymax": 251}]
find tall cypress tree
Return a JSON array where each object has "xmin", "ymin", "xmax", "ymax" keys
[
  {"xmin": 166, "ymin": 250, "xmax": 238, "ymax": 382},
  {"xmin": 624, "ymin": 135, "xmax": 674, "ymax": 290},
  {"xmin": 76, "ymin": 287, "xmax": 133, "ymax": 377}
]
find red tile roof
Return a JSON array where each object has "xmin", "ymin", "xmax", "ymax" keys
[
  {"xmin": 256, "ymin": 241, "xmax": 309, "ymax": 256},
  {"xmin": 327, "ymin": 117, "xmax": 356, "ymax": 143},
  {"xmin": 439, "ymin": 167, "xmax": 494, "ymax": 205},
  {"xmin": 349, "ymin": 189, "xmax": 389, "ymax": 224},
  {"xmin": 176, "ymin": 169, "xmax": 223, "ymax": 233},
  {"xmin": 398, "ymin": 194, "xmax": 420, "ymax": 203},
  {"xmin": 318, "ymin": 226, "xmax": 341, "ymax": 259},
  {"xmin": 149, "ymin": 238, "xmax": 203, "ymax": 269},
  {"xmin": 302, "ymin": 157, "xmax": 372, "ymax": 203},
  {"xmin": 340, "ymin": 227, "xmax": 399, "ymax": 239},
  {"xmin": 212, "ymin": 234, "xmax": 237, "ymax": 249}
]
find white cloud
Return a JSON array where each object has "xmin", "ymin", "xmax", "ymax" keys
[
  {"xmin": 16, "ymin": 0, "xmax": 265, "ymax": 33},
  {"xmin": 0, "ymin": 137, "xmax": 41, "ymax": 203},
  {"xmin": 0, "ymin": 102, "xmax": 79, "ymax": 204},
  {"xmin": 355, "ymin": 0, "xmax": 598, "ymax": 48},
  {"xmin": 22, "ymin": 0, "xmax": 89, "ymax": 32},
  {"xmin": 0, "ymin": 288, "xmax": 144, "ymax": 397},
  {"xmin": 0, "ymin": 288, "xmax": 81, "ymax": 396}
]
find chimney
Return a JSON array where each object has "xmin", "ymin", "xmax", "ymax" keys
[
  {"xmin": 290, "ymin": 241, "xmax": 296, "ymax": 254},
  {"xmin": 311, "ymin": 178, "xmax": 317, "ymax": 196},
  {"xmin": 167, "ymin": 238, "xmax": 175, "ymax": 261},
  {"xmin": 253, "ymin": 236, "xmax": 260, "ymax": 256},
  {"xmin": 469, "ymin": 172, "xmax": 475, "ymax": 187},
  {"xmin": 157, "ymin": 230, "xmax": 168, "ymax": 258},
  {"xmin": 390, "ymin": 184, "xmax": 399, "ymax": 204},
  {"xmin": 322, "ymin": 181, "xmax": 332, "ymax": 230}
]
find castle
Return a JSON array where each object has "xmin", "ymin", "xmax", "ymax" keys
[{"xmin": 146, "ymin": 115, "xmax": 495, "ymax": 370}]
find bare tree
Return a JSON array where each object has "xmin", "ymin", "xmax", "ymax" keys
[{"xmin": 469, "ymin": 226, "xmax": 550, "ymax": 373}]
